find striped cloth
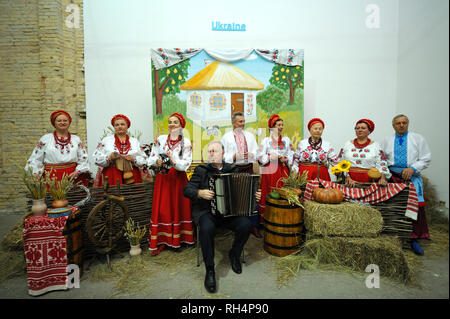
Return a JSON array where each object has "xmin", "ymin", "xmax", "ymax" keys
[{"xmin": 303, "ymin": 179, "xmax": 418, "ymax": 220}]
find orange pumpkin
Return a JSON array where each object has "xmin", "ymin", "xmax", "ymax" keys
[
  {"xmin": 367, "ymin": 168, "xmax": 382, "ymax": 180},
  {"xmin": 312, "ymin": 187, "xmax": 344, "ymax": 204}
]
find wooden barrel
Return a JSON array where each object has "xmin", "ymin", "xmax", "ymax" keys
[
  {"xmin": 263, "ymin": 197, "xmax": 304, "ymax": 257},
  {"xmin": 63, "ymin": 208, "xmax": 84, "ymax": 277}
]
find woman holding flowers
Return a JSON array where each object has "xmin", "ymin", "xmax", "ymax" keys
[
  {"xmin": 292, "ymin": 118, "xmax": 340, "ymax": 181},
  {"xmin": 338, "ymin": 118, "xmax": 391, "ymax": 187},
  {"xmin": 25, "ymin": 110, "xmax": 91, "ymax": 186},
  {"xmin": 257, "ymin": 114, "xmax": 294, "ymax": 221},
  {"xmin": 93, "ymin": 114, "xmax": 147, "ymax": 186}
]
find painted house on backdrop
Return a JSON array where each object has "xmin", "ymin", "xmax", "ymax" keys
[{"xmin": 180, "ymin": 60, "xmax": 264, "ymax": 129}]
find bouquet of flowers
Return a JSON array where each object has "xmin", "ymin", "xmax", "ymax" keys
[
  {"xmin": 330, "ymin": 160, "xmax": 351, "ymax": 183},
  {"xmin": 123, "ymin": 218, "xmax": 147, "ymax": 246}
]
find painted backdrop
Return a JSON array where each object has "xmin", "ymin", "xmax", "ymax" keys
[{"xmin": 151, "ymin": 48, "xmax": 304, "ymax": 162}]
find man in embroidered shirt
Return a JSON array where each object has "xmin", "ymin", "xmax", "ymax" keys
[
  {"xmin": 381, "ymin": 114, "xmax": 432, "ymax": 255},
  {"xmin": 220, "ymin": 112, "xmax": 262, "ymax": 238}
]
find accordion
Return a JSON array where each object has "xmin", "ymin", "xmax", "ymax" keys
[{"xmin": 209, "ymin": 173, "xmax": 259, "ymax": 217}]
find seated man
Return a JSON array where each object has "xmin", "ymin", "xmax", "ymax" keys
[
  {"xmin": 183, "ymin": 140, "xmax": 261, "ymax": 293},
  {"xmin": 381, "ymin": 114, "xmax": 432, "ymax": 255}
]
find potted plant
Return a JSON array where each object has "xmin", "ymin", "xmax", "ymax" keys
[
  {"xmin": 23, "ymin": 167, "xmax": 48, "ymax": 216},
  {"xmin": 45, "ymin": 172, "xmax": 75, "ymax": 208},
  {"xmin": 123, "ymin": 218, "xmax": 147, "ymax": 256}
]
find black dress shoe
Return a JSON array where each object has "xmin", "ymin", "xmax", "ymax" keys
[
  {"xmin": 204, "ymin": 270, "xmax": 216, "ymax": 293},
  {"xmin": 229, "ymin": 250, "xmax": 242, "ymax": 274}
]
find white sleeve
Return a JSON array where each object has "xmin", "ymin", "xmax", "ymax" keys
[
  {"xmin": 291, "ymin": 142, "xmax": 301, "ymax": 174},
  {"xmin": 147, "ymin": 136, "xmax": 162, "ymax": 167},
  {"xmin": 173, "ymin": 138, "xmax": 192, "ymax": 172},
  {"xmin": 93, "ymin": 138, "xmax": 111, "ymax": 168},
  {"xmin": 25, "ymin": 136, "xmax": 46, "ymax": 175},
  {"xmin": 411, "ymin": 134, "xmax": 432, "ymax": 173},
  {"xmin": 131, "ymin": 139, "xmax": 147, "ymax": 168},
  {"xmin": 257, "ymin": 139, "xmax": 270, "ymax": 166},
  {"xmin": 221, "ymin": 134, "xmax": 235, "ymax": 164},
  {"xmin": 74, "ymin": 137, "xmax": 91, "ymax": 173}
]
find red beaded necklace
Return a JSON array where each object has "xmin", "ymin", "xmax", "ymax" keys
[
  {"xmin": 114, "ymin": 134, "xmax": 131, "ymax": 155},
  {"xmin": 353, "ymin": 138, "xmax": 371, "ymax": 149},
  {"xmin": 166, "ymin": 135, "xmax": 181, "ymax": 150},
  {"xmin": 53, "ymin": 131, "xmax": 71, "ymax": 154}
]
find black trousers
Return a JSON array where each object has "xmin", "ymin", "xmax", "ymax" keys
[{"xmin": 198, "ymin": 213, "xmax": 252, "ymax": 269}]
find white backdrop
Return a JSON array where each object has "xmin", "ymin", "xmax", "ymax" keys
[{"xmin": 83, "ymin": 0, "xmax": 449, "ymax": 205}]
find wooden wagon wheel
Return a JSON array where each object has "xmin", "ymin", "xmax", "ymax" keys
[{"xmin": 86, "ymin": 195, "xmax": 129, "ymax": 254}]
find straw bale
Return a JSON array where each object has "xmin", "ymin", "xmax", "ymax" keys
[
  {"xmin": 304, "ymin": 201, "xmax": 383, "ymax": 237},
  {"xmin": 302, "ymin": 235, "xmax": 412, "ymax": 282}
]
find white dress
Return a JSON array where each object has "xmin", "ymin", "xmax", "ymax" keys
[
  {"xmin": 25, "ymin": 133, "xmax": 90, "ymax": 175},
  {"xmin": 93, "ymin": 135, "xmax": 147, "ymax": 168},
  {"xmin": 338, "ymin": 140, "xmax": 391, "ymax": 178},
  {"xmin": 147, "ymin": 135, "xmax": 192, "ymax": 171}
]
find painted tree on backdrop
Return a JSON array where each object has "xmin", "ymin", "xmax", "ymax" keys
[
  {"xmin": 153, "ymin": 59, "xmax": 190, "ymax": 115},
  {"xmin": 269, "ymin": 63, "xmax": 304, "ymax": 104}
]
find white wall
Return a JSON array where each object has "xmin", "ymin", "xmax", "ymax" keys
[
  {"xmin": 396, "ymin": 0, "xmax": 449, "ymax": 206},
  {"xmin": 84, "ymin": 0, "xmax": 449, "ymax": 203}
]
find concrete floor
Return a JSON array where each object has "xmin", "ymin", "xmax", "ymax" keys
[{"xmin": 0, "ymin": 211, "xmax": 448, "ymax": 302}]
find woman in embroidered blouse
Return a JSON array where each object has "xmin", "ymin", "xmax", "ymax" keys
[
  {"xmin": 93, "ymin": 114, "xmax": 147, "ymax": 186},
  {"xmin": 338, "ymin": 118, "xmax": 391, "ymax": 187},
  {"xmin": 257, "ymin": 114, "xmax": 294, "ymax": 221},
  {"xmin": 146, "ymin": 113, "xmax": 194, "ymax": 256},
  {"xmin": 25, "ymin": 110, "xmax": 91, "ymax": 186},
  {"xmin": 292, "ymin": 118, "xmax": 339, "ymax": 181}
]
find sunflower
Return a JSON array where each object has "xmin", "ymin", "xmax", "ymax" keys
[
  {"xmin": 337, "ymin": 160, "xmax": 351, "ymax": 172},
  {"xmin": 330, "ymin": 166, "xmax": 341, "ymax": 175}
]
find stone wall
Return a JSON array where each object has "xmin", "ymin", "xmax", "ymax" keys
[{"xmin": 0, "ymin": 0, "xmax": 86, "ymax": 212}]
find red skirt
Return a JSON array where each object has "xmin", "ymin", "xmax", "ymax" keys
[
  {"xmin": 348, "ymin": 167, "xmax": 371, "ymax": 183},
  {"xmin": 148, "ymin": 168, "xmax": 194, "ymax": 250},
  {"xmin": 44, "ymin": 162, "xmax": 89, "ymax": 187},
  {"xmin": 97, "ymin": 165, "xmax": 142, "ymax": 187},
  {"xmin": 258, "ymin": 161, "xmax": 290, "ymax": 223},
  {"xmin": 298, "ymin": 162, "xmax": 331, "ymax": 181}
]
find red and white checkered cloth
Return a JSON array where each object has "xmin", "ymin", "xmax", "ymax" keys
[
  {"xmin": 23, "ymin": 207, "xmax": 78, "ymax": 296},
  {"xmin": 303, "ymin": 179, "xmax": 418, "ymax": 220}
]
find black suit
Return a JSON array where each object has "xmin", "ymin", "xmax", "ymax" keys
[{"xmin": 183, "ymin": 162, "xmax": 252, "ymax": 269}]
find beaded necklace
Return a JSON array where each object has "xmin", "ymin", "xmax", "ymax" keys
[
  {"xmin": 308, "ymin": 137, "xmax": 322, "ymax": 150},
  {"xmin": 53, "ymin": 131, "xmax": 72, "ymax": 154},
  {"xmin": 114, "ymin": 134, "xmax": 131, "ymax": 155},
  {"xmin": 353, "ymin": 138, "xmax": 371, "ymax": 149},
  {"xmin": 166, "ymin": 135, "xmax": 181, "ymax": 150}
]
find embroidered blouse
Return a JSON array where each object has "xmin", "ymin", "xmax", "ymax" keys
[
  {"xmin": 257, "ymin": 136, "xmax": 294, "ymax": 167},
  {"xmin": 93, "ymin": 135, "xmax": 147, "ymax": 168},
  {"xmin": 338, "ymin": 140, "xmax": 391, "ymax": 178},
  {"xmin": 147, "ymin": 135, "xmax": 192, "ymax": 172},
  {"xmin": 25, "ymin": 133, "xmax": 90, "ymax": 175},
  {"xmin": 292, "ymin": 138, "xmax": 340, "ymax": 174}
]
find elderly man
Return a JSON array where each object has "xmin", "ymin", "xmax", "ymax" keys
[
  {"xmin": 381, "ymin": 114, "xmax": 432, "ymax": 255},
  {"xmin": 183, "ymin": 141, "xmax": 261, "ymax": 293},
  {"xmin": 221, "ymin": 112, "xmax": 262, "ymax": 237}
]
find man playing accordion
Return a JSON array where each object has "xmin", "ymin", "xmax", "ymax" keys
[{"xmin": 183, "ymin": 141, "xmax": 261, "ymax": 294}]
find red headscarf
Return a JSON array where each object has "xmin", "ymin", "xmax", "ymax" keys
[
  {"xmin": 356, "ymin": 118, "xmax": 375, "ymax": 132},
  {"xmin": 170, "ymin": 112, "xmax": 186, "ymax": 128},
  {"xmin": 268, "ymin": 114, "xmax": 282, "ymax": 128},
  {"xmin": 111, "ymin": 114, "xmax": 131, "ymax": 128},
  {"xmin": 50, "ymin": 110, "xmax": 72, "ymax": 127},
  {"xmin": 307, "ymin": 118, "xmax": 325, "ymax": 131}
]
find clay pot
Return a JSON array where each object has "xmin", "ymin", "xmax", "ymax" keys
[
  {"xmin": 52, "ymin": 199, "xmax": 69, "ymax": 208},
  {"xmin": 31, "ymin": 199, "xmax": 47, "ymax": 216},
  {"xmin": 129, "ymin": 244, "xmax": 142, "ymax": 256}
]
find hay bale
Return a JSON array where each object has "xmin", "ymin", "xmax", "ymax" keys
[
  {"xmin": 303, "ymin": 235, "xmax": 412, "ymax": 282},
  {"xmin": 304, "ymin": 201, "xmax": 383, "ymax": 237}
]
